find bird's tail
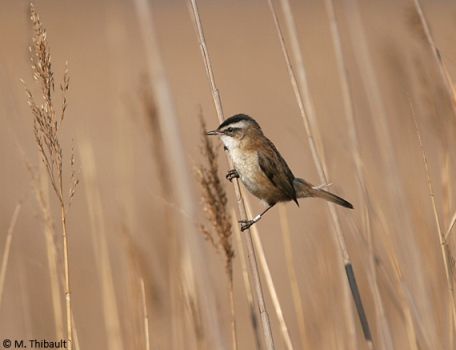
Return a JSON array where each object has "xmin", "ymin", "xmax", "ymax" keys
[
  {"xmin": 294, "ymin": 178, "xmax": 354, "ymax": 209},
  {"xmin": 313, "ymin": 188, "xmax": 354, "ymax": 209}
]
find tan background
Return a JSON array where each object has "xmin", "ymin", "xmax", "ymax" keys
[{"xmin": 1, "ymin": 0, "xmax": 456, "ymax": 349}]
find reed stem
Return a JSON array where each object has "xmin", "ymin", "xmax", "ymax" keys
[
  {"xmin": 187, "ymin": 0, "xmax": 275, "ymax": 348},
  {"xmin": 268, "ymin": 0, "xmax": 371, "ymax": 344},
  {"xmin": 0, "ymin": 203, "xmax": 21, "ymax": 307}
]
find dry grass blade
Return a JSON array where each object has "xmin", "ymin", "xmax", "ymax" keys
[
  {"xmin": 79, "ymin": 141, "xmax": 124, "ymax": 350},
  {"xmin": 38, "ymin": 168, "xmax": 65, "ymax": 340},
  {"xmin": 412, "ymin": 0, "xmax": 456, "ymax": 117},
  {"xmin": 446, "ymin": 211, "xmax": 456, "ymax": 241},
  {"xmin": 244, "ymin": 200, "xmax": 295, "ymax": 350},
  {"xmin": 278, "ymin": 205, "xmax": 309, "ymax": 349},
  {"xmin": 196, "ymin": 116, "xmax": 237, "ymax": 350},
  {"xmin": 232, "ymin": 210, "xmax": 262, "ymax": 350},
  {"xmin": 345, "ymin": 0, "xmax": 439, "ymax": 345},
  {"xmin": 22, "ymin": 4, "xmax": 77, "ymax": 348},
  {"xmin": 133, "ymin": 0, "xmax": 224, "ymax": 347},
  {"xmin": 186, "ymin": 0, "xmax": 275, "ymax": 348},
  {"xmin": 409, "ymin": 99, "xmax": 456, "ymax": 334},
  {"xmin": 140, "ymin": 278, "xmax": 151, "ymax": 350},
  {"xmin": 324, "ymin": 0, "xmax": 392, "ymax": 346},
  {"xmin": 0, "ymin": 203, "xmax": 22, "ymax": 307},
  {"xmin": 21, "ymin": 148, "xmax": 65, "ymax": 339},
  {"xmin": 268, "ymin": 0, "xmax": 370, "ymax": 345},
  {"xmin": 141, "ymin": 85, "xmax": 181, "ymax": 349}
]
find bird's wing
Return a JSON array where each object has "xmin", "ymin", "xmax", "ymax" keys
[{"xmin": 257, "ymin": 139, "xmax": 299, "ymax": 206}]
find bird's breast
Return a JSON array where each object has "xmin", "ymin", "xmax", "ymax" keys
[{"xmin": 228, "ymin": 148, "xmax": 278, "ymax": 202}]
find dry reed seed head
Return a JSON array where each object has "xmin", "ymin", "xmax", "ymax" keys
[
  {"xmin": 197, "ymin": 116, "xmax": 234, "ymax": 276},
  {"xmin": 24, "ymin": 3, "xmax": 77, "ymax": 207},
  {"xmin": 30, "ymin": 4, "xmax": 54, "ymax": 101},
  {"xmin": 68, "ymin": 145, "xmax": 80, "ymax": 207}
]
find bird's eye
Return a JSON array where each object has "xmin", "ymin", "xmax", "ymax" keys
[{"xmin": 226, "ymin": 127, "xmax": 233, "ymax": 133}]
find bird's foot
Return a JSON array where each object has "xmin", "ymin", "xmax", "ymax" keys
[
  {"xmin": 312, "ymin": 182, "xmax": 333, "ymax": 190},
  {"xmin": 239, "ymin": 219, "xmax": 255, "ymax": 232},
  {"xmin": 226, "ymin": 169, "xmax": 240, "ymax": 182}
]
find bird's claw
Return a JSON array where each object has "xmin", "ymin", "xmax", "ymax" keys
[
  {"xmin": 239, "ymin": 219, "xmax": 255, "ymax": 232},
  {"xmin": 226, "ymin": 169, "xmax": 240, "ymax": 182}
]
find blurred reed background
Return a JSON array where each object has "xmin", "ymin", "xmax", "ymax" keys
[{"xmin": 1, "ymin": 0, "xmax": 456, "ymax": 349}]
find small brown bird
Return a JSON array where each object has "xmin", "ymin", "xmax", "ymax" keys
[{"xmin": 207, "ymin": 114, "xmax": 353, "ymax": 231}]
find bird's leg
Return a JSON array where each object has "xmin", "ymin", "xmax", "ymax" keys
[
  {"xmin": 226, "ymin": 169, "xmax": 240, "ymax": 182},
  {"xmin": 239, "ymin": 204, "xmax": 275, "ymax": 232},
  {"xmin": 312, "ymin": 182, "xmax": 333, "ymax": 190}
]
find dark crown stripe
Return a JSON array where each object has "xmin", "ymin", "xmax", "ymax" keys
[{"xmin": 218, "ymin": 114, "xmax": 260, "ymax": 130}]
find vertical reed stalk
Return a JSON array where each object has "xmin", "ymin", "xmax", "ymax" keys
[
  {"xmin": 186, "ymin": 0, "xmax": 275, "ymax": 348},
  {"xmin": 369, "ymin": 203, "xmax": 421, "ymax": 350},
  {"xmin": 0, "ymin": 203, "xmax": 21, "ymax": 307},
  {"xmin": 79, "ymin": 141, "xmax": 124, "ymax": 350},
  {"xmin": 346, "ymin": 0, "xmax": 437, "ymax": 344},
  {"xmin": 243, "ymin": 201, "xmax": 294, "ymax": 350},
  {"xmin": 23, "ymin": 5, "xmax": 78, "ymax": 348},
  {"xmin": 140, "ymin": 278, "xmax": 151, "ymax": 350},
  {"xmin": 197, "ymin": 117, "xmax": 237, "ymax": 350},
  {"xmin": 268, "ymin": 0, "xmax": 371, "ymax": 345},
  {"xmin": 39, "ymin": 170, "xmax": 65, "ymax": 340},
  {"xmin": 278, "ymin": 205, "xmax": 309, "ymax": 349},
  {"xmin": 142, "ymin": 87, "xmax": 181, "ymax": 350},
  {"xmin": 410, "ymin": 101, "xmax": 456, "ymax": 337},
  {"xmin": 228, "ymin": 277, "xmax": 237, "ymax": 350},
  {"xmin": 133, "ymin": 0, "xmax": 224, "ymax": 347},
  {"xmin": 71, "ymin": 313, "xmax": 80, "ymax": 350},
  {"xmin": 361, "ymin": 203, "xmax": 394, "ymax": 350},
  {"xmin": 412, "ymin": 0, "xmax": 456, "ymax": 115},
  {"xmin": 22, "ymin": 153, "xmax": 65, "ymax": 339},
  {"xmin": 60, "ymin": 206, "xmax": 72, "ymax": 349},
  {"xmin": 323, "ymin": 0, "xmax": 393, "ymax": 347},
  {"xmin": 232, "ymin": 210, "xmax": 262, "ymax": 350}
]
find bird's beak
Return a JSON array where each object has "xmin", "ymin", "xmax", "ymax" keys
[{"xmin": 207, "ymin": 130, "xmax": 223, "ymax": 136}]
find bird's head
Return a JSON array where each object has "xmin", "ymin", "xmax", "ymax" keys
[{"xmin": 207, "ymin": 114, "xmax": 262, "ymax": 150}]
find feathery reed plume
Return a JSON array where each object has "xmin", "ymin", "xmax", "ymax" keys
[
  {"xmin": 0, "ymin": 203, "xmax": 22, "ymax": 307},
  {"xmin": 186, "ymin": 1, "xmax": 275, "ymax": 348},
  {"xmin": 22, "ymin": 4, "xmax": 78, "ymax": 349},
  {"xmin": 268, "ymin": 0, "xmax": 370, "ymax": 345},
  {"xmin": 197, "ymin": 117, "xmax": 234, "ymax": 275},
  {"xmin": 196, "ymin": 116, "xmax": 237, "ymax": 350}
]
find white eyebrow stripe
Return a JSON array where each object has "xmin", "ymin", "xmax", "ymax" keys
[{"xmin": 220, "ymin": 121, "xmax": 246, "ymax": 130}]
